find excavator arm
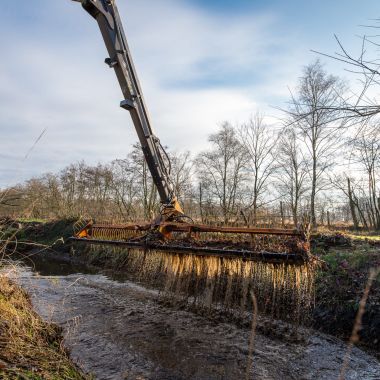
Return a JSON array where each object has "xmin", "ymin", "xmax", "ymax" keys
[
  {"xmin": 73, "ymin": 0, "xmax": 183, "ymax": 218},
  {"xmin": 71, "ymin": 0, "xmax": 311, "ymax": 263}
]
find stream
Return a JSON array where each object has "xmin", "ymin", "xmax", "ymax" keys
[{"xmin": 5, "ymin": 256, "xmax": 380, "ymax": 380}]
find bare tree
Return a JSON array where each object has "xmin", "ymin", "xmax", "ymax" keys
[
  {"xmin": 331, "ymin": 174, "xmax": 368, "ymax": 230},
  {"xmin": 346, "ymin": 177, "xmax": 360, "ymax": 230},
  {"xmin": 129, "ymin": 144, "xmax": 159, "ymax": 220},
  {"xmin": 0, "ymin": 189, "xmax": 22, "ymax": 208},
  {"xmin": 288, "ymin": 60, "xmax": 346, "ymax": 228},
  {"xmin": 109, "ymin": 158, "xmax": 139, "ymax": 220},
  {"xmin": 349, "ymin": 123, "xmax": 380, "ymax": 229},
  {"xmin": 169, "ymin": 151, "xmax": 194, "ymax": 211},
  {"xmin": 314, "ymin": 27, "xmax": 380, "ymax": 119},
  {"xmin": 197, "ymin": 123, "xmax": 246, "ymax": 224},
  {"xmin": 59, "ymin": 162, "xmax": 88, "ymax": 217},
  {"xmin": 276, "ymin": 128, "xmax": 308, "ymax": 226},
  {"xmin": 239, "ymin": 113, "xmax": 277, "ymax": 225}
]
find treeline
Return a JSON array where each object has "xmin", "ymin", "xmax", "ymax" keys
[{"xmin": 1, "ymin": 60, "xmax": 380, "ymax": 230}]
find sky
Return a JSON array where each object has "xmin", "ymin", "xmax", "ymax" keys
[{"xmin": 0, "ymin": 0, "xmax": 379, "ymax": 188}]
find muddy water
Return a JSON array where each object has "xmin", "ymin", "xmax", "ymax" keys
[{"xmin": 6, "ymin": 260, "xmax": 380, "ymax": 380}]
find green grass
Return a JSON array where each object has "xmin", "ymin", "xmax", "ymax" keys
[
  {"xmin": 16, "ymin": 218, "xmax": 49, "ymax": 224},
  {"xmin": 317, "ymin": 242, "xmax": 380, "ymax": 284},
  {"xmin": 347, "ymin": 234, "xmax": 380, "ymax": 241}
]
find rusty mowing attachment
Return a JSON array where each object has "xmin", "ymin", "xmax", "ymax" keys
[
  {"xmin": 72, "ymin": 220, "xmax": 317, "ymax": 323},
  {"xmin": 72, "ymin": 219, "xmax": 311, "ymax": 263}
]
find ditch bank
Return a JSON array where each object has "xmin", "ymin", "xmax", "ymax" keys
[
  {"xmin": 3, "ymin": 219, "xmax": 380, "ymax": 359},
  {"xmin": 0, "ymin": 273, "xmax": 88, "ymax": 380},
  {"xmin": 312, "ymin": 233, "xmax": 380, "ymax": 356}
]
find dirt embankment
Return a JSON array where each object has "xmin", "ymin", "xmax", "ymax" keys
[
  {"xmin": 312, "ymin": 233, "xmax": 380, "ymax": 356},
  {"xmin": 0, "ymin": 274, "xmax": 89, "ymax": 380}
]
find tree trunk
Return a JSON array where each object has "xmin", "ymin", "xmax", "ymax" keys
[
  {"xmin": 280, "ymin": 201, "xmax": 285, "ymax": 228},
  {"xmin": 310, "ymin": 148, "xmax": 317, "ymax": 229},
  {"xmin": 199, "ymin": 183, "xmax": 203, "ymax": 223},
  {"xmin": 347, "ymin": 178, "xmax": 359, "ymax": 230},
  {"xmin": 366, "ymin": 201, "xmax": 374, "ymax": 229},
  {"xmin": 353, "ymin": 194, "xmax": 369, "ymax": 230}
]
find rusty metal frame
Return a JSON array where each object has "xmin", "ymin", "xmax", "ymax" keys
[
  {"xmin": 75, "ymin": 221, "xmax": 304, "ymax": 238},
  {"xmin": 72, "ymin": 221, "xmax": 309, "ymax": 262},
  {"xmin": 70, "ymin": 236, "xmax": 306, "ymax": 262}
]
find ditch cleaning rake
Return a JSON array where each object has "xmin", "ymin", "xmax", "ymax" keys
[
  {"xmin": 71, "ymin": 220, "xmax": 315, "ymax": 323},
  {"xmin": 72, "ymin": 220, "xmax": 311, "ymax": 262},
  {"xmin": 70, "ymin": 0, "xmax": 312, "ymax": 264}
]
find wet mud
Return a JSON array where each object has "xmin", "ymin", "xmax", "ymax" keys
[{"xmin": 7, "ymin": 262, "xmax": 380, "ymax": 380}]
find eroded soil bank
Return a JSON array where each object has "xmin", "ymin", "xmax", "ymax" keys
[
  {"xmin": 8, "ymin": 262, "xmax": 380, "ymax": 380},
  {"xmin": 0, "ymin": 274, "xmax": 88, "ymax": 380}
]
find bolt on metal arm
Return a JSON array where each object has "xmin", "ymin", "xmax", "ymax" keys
[{"xmin": 73, "ymin": 0, "xmax": 183, "ymax": 218}]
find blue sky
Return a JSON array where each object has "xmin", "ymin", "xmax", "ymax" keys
[{"xmin": 0, "ymin": 0, "xmax": 379, "ymax": 187}]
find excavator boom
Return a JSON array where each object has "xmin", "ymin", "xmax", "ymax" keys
[
  {"xmin": 75, "ymin": 0, "xmax": 182, "ymax": 217},
  {"xmin": 71, "ymin": 0, "xmax": 311, "ymax": 263}
]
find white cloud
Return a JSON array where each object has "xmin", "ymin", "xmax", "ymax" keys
[{"xmin": 0, "ymin": 0, "xmax": 311, "ymax": 187}]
